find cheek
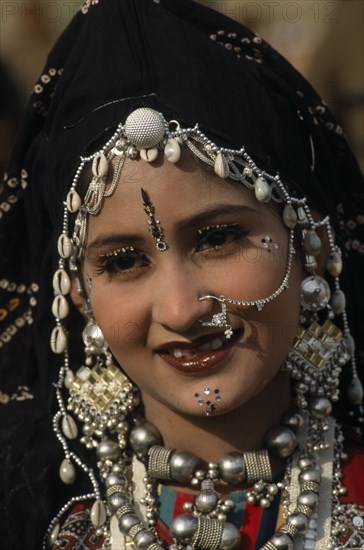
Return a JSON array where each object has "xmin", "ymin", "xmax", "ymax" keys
[{"xmin": 89, "ymin": 284, "xmax": 147, "ymax": 357}]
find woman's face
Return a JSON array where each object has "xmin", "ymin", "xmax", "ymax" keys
[{"xmin": 83, "ymin": 152, "xmax": 302, "ymax": 417}]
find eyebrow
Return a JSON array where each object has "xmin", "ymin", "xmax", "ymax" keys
[
  {"xmin": 175, "ymin": 204, "xmax": 262, "ymax": 231},
  {"xmin": 86, "ymin": 204, "xmax": 261, "ymax": 250}
]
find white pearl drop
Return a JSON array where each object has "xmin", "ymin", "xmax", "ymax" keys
[
  {"xmin": 52, "ymin": 294, "xmax": 69, "ymax": 320},
  {"xmin": 164, "ymin": 138, "xmax": 181, "ymax": 163},
  {"xmin": 52, "ymin": 268, "xmax": 71, "ymax": 295},
  {"xmin": 50, "ymin": 325, "xmax": 68, "ymax": 354},
  {"xmin": 57, "ymin": 234, "xmax": 73, "ymax": 259},
  {"xmin": 62, "ymin": 414, "xmax": 78, "ymax": 439},
  {"xmin": 64, "ymin": 369, "xmax": 74, "ymax": 389},
  {"xmin": 254, "ymin": 177, "xmax": 271, "ymax": 202},
  {"xmin": 140, "ymin": 147, "xmax": 159, "ymax": 162},
  {"xmin": 92, "ymin": 152, "xmax": 108, "ymax": 178},
  {"xmin": 59, "ymin": 458, "xmax": 76, "ymax": 484},
  {"xmin": 214, "ymin": 152, "xmax": 229, "ymax": 178},
  {"xmin": 66, "ymin": 189, "xmax": 81, "ymax": 213},
  {"xmin": 90, "ymin": 499, "xmax": 107, "ymax": 527},
  {"xmin": 47, "ymin": 523, "xmax": 60, "ymax": 545}
]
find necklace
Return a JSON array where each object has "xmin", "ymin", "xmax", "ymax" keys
[{"xmin": 93, "ymin": 406, "xmax": 327, "ymax": 550}]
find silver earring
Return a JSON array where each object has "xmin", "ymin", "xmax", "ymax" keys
[{"xmin": 199, "ymin": 295, "xmax": 233, "ymax": 339}]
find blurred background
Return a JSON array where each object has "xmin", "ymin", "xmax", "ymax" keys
[{"xmin": 0, "ymin": 0, "xmax": 363, "ymax": 178}]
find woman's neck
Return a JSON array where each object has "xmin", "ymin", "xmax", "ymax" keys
[{"xmin": 142, "ymin": 370, "xmax": 291, "ymax": 472}]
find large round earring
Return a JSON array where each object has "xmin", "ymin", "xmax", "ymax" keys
[{"xmin": 198, "ymin": 295, "xmax": 233, "ymax": 339}]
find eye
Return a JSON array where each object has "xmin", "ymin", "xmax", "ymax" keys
[
  {"xmin": 96, "ymin": 246, "xmax": 150, "ymax": 276},
  {"xmin": 195, "ymin": 224, "xmax": 245, "ymax": 252}
]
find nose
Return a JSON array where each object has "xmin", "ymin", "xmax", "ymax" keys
[{"xmin": 151, "ymin": 263, "xmax": 213, "ymax": 334}]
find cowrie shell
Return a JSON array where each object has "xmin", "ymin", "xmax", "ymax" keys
[
  {"xmin": 52, "ymin": 269, "xmax": 71, "ymax": 295},
  {"xmin": 164, "ymin": 138, "xmax": 181, "ymax": 163},
  {"xmin": 254, "ymin": 177, "xmax": 271, "ymax": 202},
  {"xmin": 90, "ymin": 499, "xmax": 107, "ymax": 528},
  {"xmin": 59, "ymin": 458, "xmax": 76, "ymax": 484},
  {"xmin": 140, "ymin": 147, "xmax": 159, "ymax": 162},
  {"xmin": 62, "ymin": 415, "xmax": 78, "ymax": 440},
  {"xmin": 57, "ymin": 234, "xmax": 73, "ymax": 259},
  {"xmin": 50, "ymin": 325, "xmax": 67, "ymax": 354},
  {"xmin": 66, "ymin": 190, "xmax": 81, "ymax": 213},
  {"xmin": 214, "ymin": 152, "xmax": 229, "ymax": 178},
  {"xmin": 52, "ymin": 295, "xmax": 69, "ymax": 319},
  {"xmin": 92, "ymin": 152, "xmax": 108, "ymax": 178}
]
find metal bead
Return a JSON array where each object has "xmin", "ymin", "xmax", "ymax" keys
[
  {"xmin": 50, "ymin": 325, "xmax": 67, "ymax": 354},
  {"xmin": 59, "ymin": 458, "xmax": 76, "ymax": 484},
  {"xmin": 52, "ymin": 268, "xmax": 71, "ymax": 295},
  {"xmin": 218, "ymin": 452, "xmax": 245, "ymax": 484},
  {"xmin": 219, "ymin": 522, "xmax": 241, "ymax": 550},
  {"xmin": 82, "ymin": 321, "xmax": 106, "ymax": 351},
  {"xmin": 195, "ymin": 490, "xmax": 219, "ymax": 513},
  {"xmin": 310, "ymin": 397, "xmax": 332, "ymax": 420},
  {"xmin": 298, "ymin": 468, "xmax": 321, "ymax": 484},
  {"xmin": 214, "ymin": 152, "xmax": 229, "ymax": 179},
  {"xmin": 281, "ymin": 409, "xmax": 305, "ymax": 433},
  {"xmin": 57, "ymin": 234, "xmax": 73, "ymax": 259},
  {"xmin": 62, "ymin": 414, "xmax": 78, "ymax": 439},
  {"xmin": 130, "ymin": 422, "xmax": 162, "ymax": 456},
  {"xmin": 140, "ymin": 147, "xmax": 159, "ymax": 162},
  {"xmin": 52, "ymin": 294, "xmax": 69, "ymax": 320},
  {"xmin": 330, "ymin": 289, "xmax": 346, "ymax": 315},
  {"xmin": 96, "ymin": 438, "xmax": 121, "ymax": 461},
  {"xmin": 254, "ymin": 176, "xmax": 271, "ymax": 202},
  {"xmin": 118, "ymin": 513, "xmax": 140, "ymax": 534},
  {"xmin": 170, "ymin": 514, "xmax": 198, "ymax": 543},
  {"xmin": 304, "ymin": 230, "xmax": 321, "ymax": 256},
  {"xmin": 297, "ymin": 491, "xmax": 319, "ymax": 509},
  {"xmin": 124, "ymin": 108, "xmax": 166, "ymax": 149},
  {"xmin": 66, "ymin": 189, "xmax": 81, "ymax": 213},
  {"xmin": 288, "ymin": 512, "xmax": 309, "ymax": 532},
  {"xmin": 304, "ymin": 255, "xmax": 318, "ymax": 274},
  {"xmin": 90, "ymin": 499, "xmax": 107, "ymax": 527},
  {"xmin": 170, "ymin": 451, "xmax": 199, "ymax": 482},
  {"xmin": 108, "ymin": 494, "xmax": 128, "ymax": 512},
  {"xmin": 297, "ymin": 457, "xmax": 316, "ymax": 471},
  {"xmin": 134, "ymin": 529, "xmax": 156, "ymax": 548},
  {"xmin": 105, "ymin": 474, "xmax": 124, "ymax": 487},
  {"xmin": 300, "ymin": 275, "xmax": 331, "ymax": 311},
  {"xmin": 283, "ymin": 204, "xmax": 297, "ymax": 229},
  {"xmin": 164, "ymin": 138, "xmax": 181, "ymax": 163},
  {"xmin": 265, "ymin": 426, "xmax": 297, "ymax": 457},
  {"xmin": 270, "ymin": 532, "xmax": 294, "ymax": 549}
]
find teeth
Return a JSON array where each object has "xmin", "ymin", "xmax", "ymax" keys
[
  {"xmin": 211, "ymin": 337, "xmax": 223, "ymax": 350},
  {"xmin": 170, "ymin": 335, "xmax": 228, "ymax": 358},
  {"xmin": 199, "ymin": 342, "xmax": 211, "ymax": 352}
]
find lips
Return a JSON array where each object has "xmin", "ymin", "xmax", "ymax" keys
[{"xmin": 155, "ymin": 329, "xmax": 242, "ymax": 375}]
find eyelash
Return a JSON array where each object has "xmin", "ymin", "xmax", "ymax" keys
[
  {"xmin": 195, "ymin": 223, "xmax": 244, "ymax": 252},
  {"xmin": 94, "ymin": 223, "xmax": 245, "ymax": 276},
  {"xmin": 96, "ymin": 246, "xmax": 150, "ymax": 276}
]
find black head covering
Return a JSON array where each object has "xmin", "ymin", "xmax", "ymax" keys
[{"xmin": 1, "ymin": 1, "xmax": 363, "ymax": 547}]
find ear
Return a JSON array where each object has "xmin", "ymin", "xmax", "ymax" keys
[{"xmin": 70, "ymin": 276, "xmax": 89, "ymax": 319}]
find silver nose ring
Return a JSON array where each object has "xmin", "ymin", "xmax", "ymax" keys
[{"xmin": 199, "ymin": 295, "xmax": 233, "ymax": 339}]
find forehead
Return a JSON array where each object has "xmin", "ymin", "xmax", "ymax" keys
[{"xmin": 87, "ymin": 150, "xmax": 280, "ymax": 232}]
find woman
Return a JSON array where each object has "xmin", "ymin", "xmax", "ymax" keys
[{"xmin": 0, "ymin": 1, "xmax": 363, "ymax": 549}]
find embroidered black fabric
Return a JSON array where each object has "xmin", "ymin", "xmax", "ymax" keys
[{"xmin": 0, "ymin": 1, "xmax": 363, "ymax": 547}]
